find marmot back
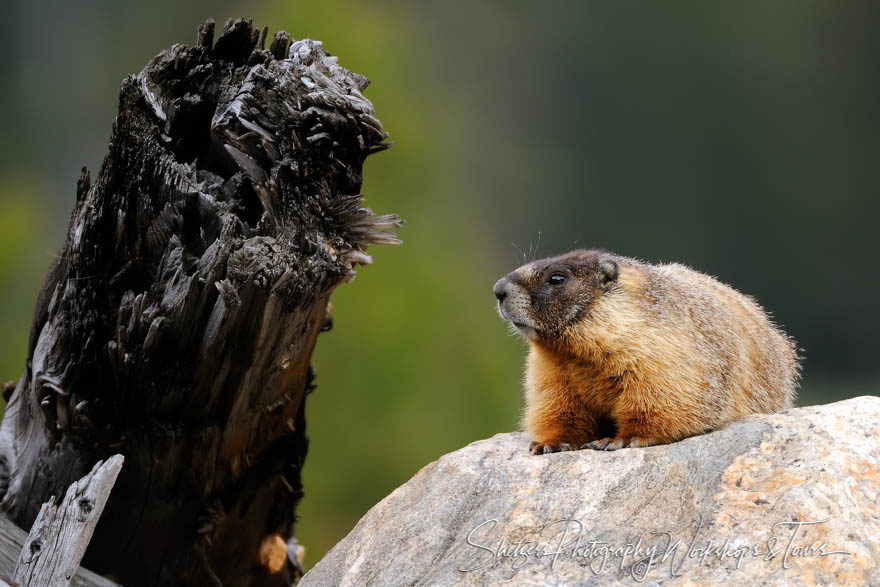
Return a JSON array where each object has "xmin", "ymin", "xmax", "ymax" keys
[{"xmin": 493, "ymin": 249, "xmax": 800, "ymax": 454}]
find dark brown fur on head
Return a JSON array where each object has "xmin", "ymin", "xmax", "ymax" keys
[{"xmin": 493, "ymin": 249, "xmax": 620, "ymax": 342}]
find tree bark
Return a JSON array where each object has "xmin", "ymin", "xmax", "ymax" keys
[{"xmin": 0, "ymin": 17, "xmax": 398, "ymax": 586}]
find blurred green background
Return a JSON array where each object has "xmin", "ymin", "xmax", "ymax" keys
[{"xmin": 1, "ymin": 0, "xmax": 878, "ymax": 569}]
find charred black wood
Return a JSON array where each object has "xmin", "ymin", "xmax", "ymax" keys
[{"xmin": 0, "ymin": 17, "xmax": 399, "ymax": 586}]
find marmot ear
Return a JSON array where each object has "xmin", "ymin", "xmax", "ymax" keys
[{"xmin": 599, "ymin": 259, "xmax": 618, "ymax": 289}]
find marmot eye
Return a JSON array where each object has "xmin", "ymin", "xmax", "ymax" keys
[{"xmin": 548, "ymin": 274, "xmax": 566, "ymax": 285}]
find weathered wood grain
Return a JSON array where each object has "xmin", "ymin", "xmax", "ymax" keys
[
  {"xmin": 0, "ymin": 17, "xmax": 398, "ymax": 586},
  {"xmin": 12, "ymin": 456, "xmax": 123, "ymax": 587},
  {"xmin": 1, "ymin": 516, "xmax": 118, "ymax": 586}
]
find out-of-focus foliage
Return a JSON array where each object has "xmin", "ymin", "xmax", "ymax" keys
[
  {"xmin": 1, "ymin": 0, "xmax": 877, "ymax": 569},
  {"xmin": 0, "ymin": 177, "xmax": 47, "ymax": 391}
]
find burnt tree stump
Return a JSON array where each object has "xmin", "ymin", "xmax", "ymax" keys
[{"xmin": 0, "ymin": 17, "xmax": 399, "ymax": 586}]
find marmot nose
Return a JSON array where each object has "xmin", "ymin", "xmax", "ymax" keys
[{"xmin": 493, "ymin": 277, "xmax": 509, "ymax": 303}]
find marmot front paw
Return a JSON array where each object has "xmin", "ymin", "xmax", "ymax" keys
[{"xmin": 528, "ymin": 440, "xmax": 576, "ymax": 454}]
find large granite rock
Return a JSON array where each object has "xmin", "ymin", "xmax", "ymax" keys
[{"xmin": 302, "ymin": 396, "xmax": 879, "ymax": 585}]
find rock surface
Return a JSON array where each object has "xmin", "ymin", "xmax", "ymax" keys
[{"xmin": 302, "ymin": 396, "xmax": 879, "ymax": 585}]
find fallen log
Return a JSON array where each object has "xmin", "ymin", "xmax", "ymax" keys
[
  {"xmin": 12, "ymin": 456, "xmax": 123, "ymax": 587},
  {"xmin": 0, "ymin": 513, "xmax": 118, "ymax": 587}
]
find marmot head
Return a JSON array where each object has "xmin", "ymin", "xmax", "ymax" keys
[{"xmin": 493, "ymin": 249, "xmax": 620, "ymax": 343}]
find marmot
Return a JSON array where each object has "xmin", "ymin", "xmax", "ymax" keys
[{"xmin": 493, "ymin": 249, "xmax": 800, "ymax": 454}]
